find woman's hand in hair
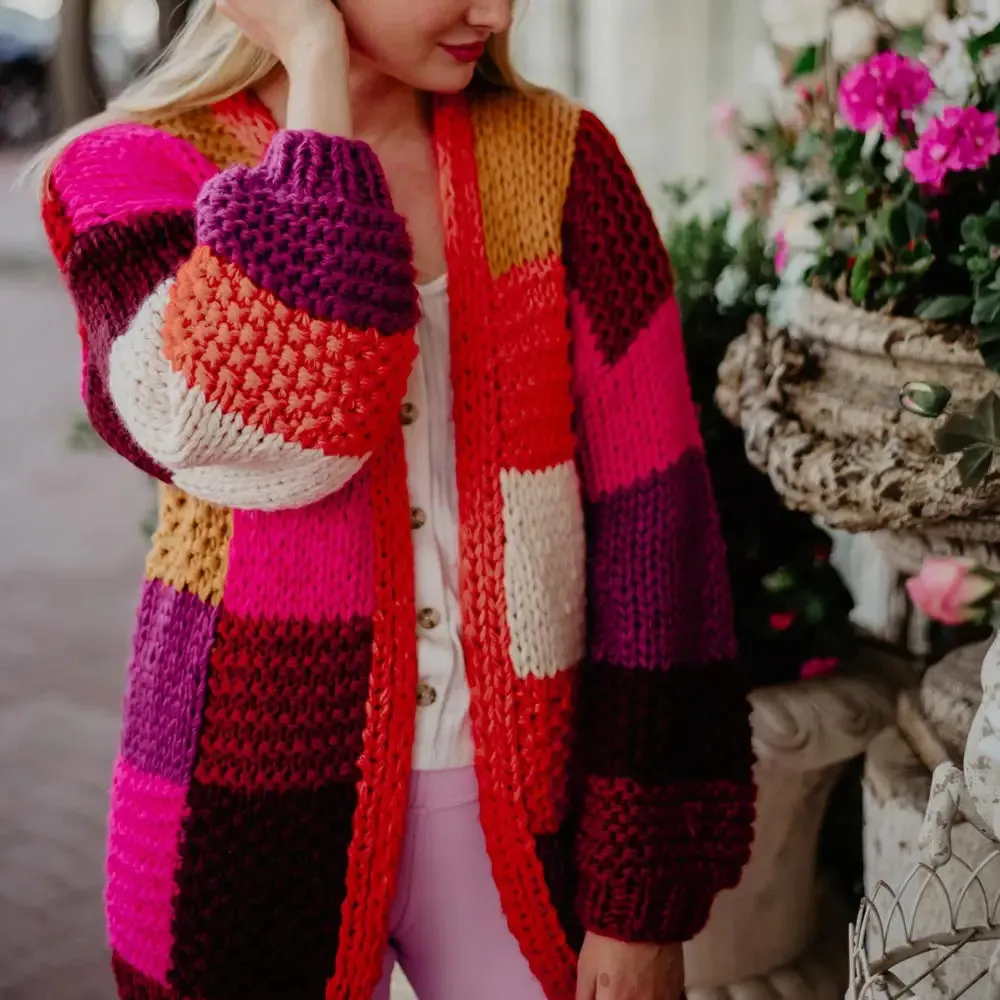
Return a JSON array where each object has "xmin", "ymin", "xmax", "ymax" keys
[{"xmin": 215, "ymin": 0, "xmax": 351, "ymax": 135}]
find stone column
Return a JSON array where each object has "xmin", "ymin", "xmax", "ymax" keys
[{"xmin": 511, "ymin": 0, "xmax": 578, "ymax": 96}]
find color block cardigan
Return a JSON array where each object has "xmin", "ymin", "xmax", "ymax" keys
[{"xmin": 42, "ymin": 87, "xmax": 756, "ymax": 1000}]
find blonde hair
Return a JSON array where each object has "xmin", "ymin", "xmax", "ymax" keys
[{"xmin": 29, "ymin": 0, "xmax": 526, "ymax": 186}]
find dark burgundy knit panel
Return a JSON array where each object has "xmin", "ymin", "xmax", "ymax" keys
[
  {"xmin": 169, "ymin": 780, "xmax": 357, "ymax": 1000},
  {"xmin": 562, "ymin": 109, "xmax": 674, "ymax": 366}
]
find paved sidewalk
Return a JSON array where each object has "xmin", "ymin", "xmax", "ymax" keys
[
  {"xmin": 0, "ymin": 150, "xmax": 53, "ymax": 274},
  {"xmin": 0, "ymin": 268, "xmax": 151, "ymax": 998}
]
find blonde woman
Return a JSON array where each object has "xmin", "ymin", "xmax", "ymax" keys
[{"xmin": 38, "ymin": 1, "xmax": 756, "ymax": 998}]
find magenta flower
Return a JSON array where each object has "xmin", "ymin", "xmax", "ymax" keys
[
  {"xmin": 838, "ymin": 51, "xmax": 933, "ymax": 136},
  {"xmin": 800, "ymin": 657, "xmax": 839, "ymax": 681},
  {"xmin": 904, "ymin": 107, "xmax": 1000, "ymax": 187},
  {"xmin": 774, "ymin": 231, "xmax": 790, "ymax": 274}
]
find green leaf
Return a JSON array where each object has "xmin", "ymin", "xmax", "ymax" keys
[
  {"xmin": 916, "ymin": 295, "xmax": 974, "ymax": 321},
  {"xmin": 850, "ymin": 255, "xmax": 872, "ymax": 305},
  {"xmin": 968, "ymin": 22, "xmax": 1000, "ymax": 62},
  {"xmin": 885, "ymin": 202, "xmax": 912, "ymax": 248},
  {"xmin": 974, "ymin": 390, "xmax": 1000, "ymax": 441},
  {"xmin": 792, "ymin": 45, "xmax": 820, "ymax": 78},
  {"xmin": 959, "ymin": 443, "xmax": 995, "ymax": 486},
  {"xmin": 963, "ymin": 214, "xmax": 991, "ymax": 250},
  {"xmin": 905, "ymin": 202, "xmax": 927, "ymax": 242},
  {"xmin": 763, "ymin": 569, "xmax": 795, "ymax": 593},
  {"xmin": 832, "ymin": 129, "xmax": 866, "ymax": 178},
  {"xmin": 899, "ymin": 381, "xmax": 953, "ymax": 418},
  {"xmin": 898, "ymin": 27, "xmax": 926, "ymax": 55},
  {"xmin": 974, "ymin": 291, "xmax": 1000, "ymax": 325},
  {"xmin": 936, "ymin": 413, "xmax": 987, "ymax": 453}
]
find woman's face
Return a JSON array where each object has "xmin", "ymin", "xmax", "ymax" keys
[{"xmin": 337, "ymin": 0, "xmax": 513, "ymax": 92}]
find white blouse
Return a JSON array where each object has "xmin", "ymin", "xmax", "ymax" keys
[{"xmin": 404, "ymin": 275, "xmax": 475, "ymax": 771}]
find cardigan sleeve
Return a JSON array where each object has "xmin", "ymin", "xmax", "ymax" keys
[
  {"xmin": 42, "ymin": 123, "xmax": 419, "ymax": 511},
  {"xmin": 563, "ymin": 109, "xmax": 756, "ymax": 944}
]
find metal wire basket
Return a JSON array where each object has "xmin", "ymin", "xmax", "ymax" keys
[{"xmin": 849, "ymin": 851, "xmax": 1000, "ymax": 1000}]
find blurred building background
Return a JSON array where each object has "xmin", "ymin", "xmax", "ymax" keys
[{"xmin": 0, "ymin": 2, "xmax": 766, "ymax": 998}]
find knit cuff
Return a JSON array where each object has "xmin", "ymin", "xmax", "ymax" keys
[
  {"xmin": 577, "ymin": 874, "xmax": 719, "ymax": 944},
  {"xmin": 195, "ymin": 132, "xmax": 418, "ymax": 332},
  {"xmin": 256, "ymin": 130, "xmax": 395, "ymax": 207},
  {"xmin": 573, "ymin": 777, "xmax": 755, "ymax": 944}
]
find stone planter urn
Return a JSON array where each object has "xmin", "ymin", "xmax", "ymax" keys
[{"xmin": 716, "ymin": 290, "xmax": 1000, "ymax": 536}]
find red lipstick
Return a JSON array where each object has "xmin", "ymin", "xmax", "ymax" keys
[{"xmin": 440, "ymin": 41, "xmax": 486, "ymax": 63}]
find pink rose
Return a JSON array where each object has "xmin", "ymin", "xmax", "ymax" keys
[
  {"xmin": 838, "ymin": 51, "xmax": 933, "ymax": 136},
  {"xmin": 712, "ymin": 100, "xmax": 740, "ymax": 138},
  {"xmin": 904, "ymin": 107, "xmax": 1000, "ymax": 187},
  {"xmin": 905, "ymin": 557, "xmax": 996, "ymax": 625},
  {"xmin": 800, "ymin": 657, "xmax": 839, "ymax": 681}
]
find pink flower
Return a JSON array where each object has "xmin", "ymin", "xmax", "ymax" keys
[
  {"xmin": 774, "ymin": 231, "xmax": 790, "ymax": 274},
  {"xmin": 838, "ymin": 51, "xmax": 933, "ymax": 136},
  {"xmin": 734, "ymin": 153, "xmax": 773, "ymax": 207},
  {"xmin": 800, "ymin": 657, "xmax": 839, "ymax": 681},
  {"xmin": 770, "ymin": 612, "xmax": 796, "ymax": 632},
  {"xmin": 905, "ymin": 557, "xmax": 996, "ymax": 625},
  {"xmin": 903, "ymin": 107, "xmax": 1000, "ymax": 187},
  {"xmin": 712, "ymin": 100, "xmax": 739, "ymax": 138}
]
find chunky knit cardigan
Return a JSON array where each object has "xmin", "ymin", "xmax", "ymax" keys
[{"xmin": 42, "ymin": 87, "xmax": 755, "ymax": 1000}]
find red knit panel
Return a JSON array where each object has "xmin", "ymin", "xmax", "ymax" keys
[
  {"xmin": 328, "ymin": 429, "xmax": 417, "ymax": 1000},
  {"xmin": 41, "ymin": 172, "xmax": 75, "ymax": 274},
  {"xmin": 194, "ymin": 609, "xmax": 372, "ymax": 791},
  {"xmin": 440, "ymin": 92, "xmax": 578, "ymax": 1000},
  {"xmin": 562, "ymin": 110, "xmax": 673, "ymax": 367},
  {"xmin": 575, "ymin": 775, "xmax": 756, "ymax": 943},
  {"xmin": 513, "ymin": 670, "xmax": 577, "ymax": 836},
  {"xmin": 492, "ymin": 254, "xmax": 576, "ymax": 473}
]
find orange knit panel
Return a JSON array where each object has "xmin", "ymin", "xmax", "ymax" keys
[{"xmin": 470, "ymin": 91, "xmax": 581, "ymax": 278}]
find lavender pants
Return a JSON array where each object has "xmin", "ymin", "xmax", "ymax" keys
[{"xmin": 371, "ymin": 767, "xmax": 549, "ymax": 1000}]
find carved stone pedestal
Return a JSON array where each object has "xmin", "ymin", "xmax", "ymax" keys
[
  {"xmin": 685, "ymin": 668, "xmax": 893, "ymax": 1000},
  {"xmin": 863, "ymin": 725, "xmax": 998, "ymax": 999}
]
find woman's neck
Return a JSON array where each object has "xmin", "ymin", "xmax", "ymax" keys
[{"xmin": 257, "ymin": 61, "xmax": 430, "ymax": 147}]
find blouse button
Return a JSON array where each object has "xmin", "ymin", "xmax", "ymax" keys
[
  {"xmin": 418, "ymin": 607, "xmax": 441, "ymax": 630},
  {"xmin": 416, "ymin": 681, "xmax": 438, "ymax": 708},
  {"xmin": 400, "ymin": 402, "xmax": 418, "ymax": 426},
  {"xmin": 411, "ymin": 507, "xmax": 427, "ymax": 530}
]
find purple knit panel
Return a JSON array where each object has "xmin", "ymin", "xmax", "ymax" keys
[
  {"xmin": 120, "ymin": 579, "xmax": 218, "ymax": 783},
  {"xmin": 585, "ymin": 447, "xmax": 736, "ymax": 670},
  {"xmin": 196, "ymin": 131, "xmax": 419, "ymax": 333}
]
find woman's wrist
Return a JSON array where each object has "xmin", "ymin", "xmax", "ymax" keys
[{"xmin": 285, "ymin": 42, "xmax": 352, "ymax": 136}]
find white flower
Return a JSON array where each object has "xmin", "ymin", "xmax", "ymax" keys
[
  {"xmin": 955, "ymin": 0, "xmax": 1000, "ymax": 31},
  {"xmin": 749, "ymin": 43, "xmax": 806, "ymax": 127},
  {"xmin": 830, "ymin": 5, "xmax": 881, "ymax": 64},
  {"xmin": 715, "ymin": 265, "xmax": 749, "ymax": 309},
  {"xmin": 761, "ymin": 0, "xmax": 836, "ymax": 49},
  {"xmin": 883, "ymin": 0, "xmax": 940, "ymax": 29},
  {"xmin": 926, "ymin": 17, "xmax": 979, "ymax": 100}
]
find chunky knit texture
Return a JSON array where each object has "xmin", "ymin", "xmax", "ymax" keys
[{"xmin": 43, "ymin": 87, "xmax": 755, "ymax": 1000}]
